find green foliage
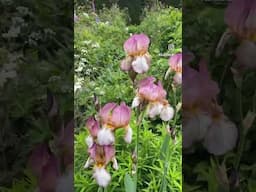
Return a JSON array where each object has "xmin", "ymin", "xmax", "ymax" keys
[{"xmin": 0, "ymin": 0, "xmax": 73, "ymax": 190}]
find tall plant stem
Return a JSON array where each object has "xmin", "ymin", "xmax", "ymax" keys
[
  {"xmin": 135, "ymin": 108, "xmax": 146, "ymax": 189},
  {"xmin": 235, "ymin": 83, "xmax": 244, "ymax": 169}
]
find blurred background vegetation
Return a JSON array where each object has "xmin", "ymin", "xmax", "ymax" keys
[{"xmin": 74, "ymin": 0, "xmax": 181, "ymax": 24}]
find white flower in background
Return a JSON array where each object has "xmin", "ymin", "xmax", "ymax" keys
[
  {"xmin": 0, "ymin": 52, "xmax": 22, "ymax": 87},
  {"xmin": 74, "ymin": 77, "xmax": 84, "ymax": 92},
  {"xmin": 2, "ymin": 26, "xmax": 21, "ymax": 38},
  {"xmin": 0, "ymin": 70, "xmax": 17, "ymax": 87}
]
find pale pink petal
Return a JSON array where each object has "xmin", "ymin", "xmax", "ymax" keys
[
  {"xmin": 99, "ymin": 103, "xmax": 117, "ymax": 124},
  {"xmin": 138, "ymin": 76, "xmax": 156, "ymax": 87},
  {"xmin": 139, "ymin": 83, "xmax": 158, "ymax": 101},
  {"xmin": 39, "ymin": 155, "xmax": 60, "ymax": 192},
  {"xmin": 111, "ymin": 102, "xmax": 131, "ymax": 127},
  {"xmin": 86, "ymin": 117, "xmax": 100, "ymax": 137},
  {"xmin": 124, "ymin": 36, "xmax": 138, "ymax": 55},
  {"xmin": 135, "ymin": 34, "xmax": 150, "ymax": 53},
  {"xmin": 224, "ymin": 0, "xmax": 255, "ymax": 39},
  {"xmin": 104, "ymin": 145, "xmax": 115, "ymax": 164},
  {"xmin": 88, "ymin": 143, "xmax": 97, "ymax": 160},
  {"xmin": 28, "ymin": 144, "xmax": 50, "ymax": 178},
  {"xmin": 156, "ymin": 81, "xmax": 167, "ymax": 100},
  {"xmin": 123, "ymin": 34, "xmax": 150, "ymax": 56},
  {"xmin": 169, "ymin": 53, "xmax": 182, "ymax": 72}
]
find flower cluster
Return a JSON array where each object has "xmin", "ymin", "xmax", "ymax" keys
[
  {"xmin": 84, "ymin": 102, "xmax": 132, "ymax": 187},
  {"xmin": 132, "ymin": 76, "xmax": 174, "ymax": 121},
  {"xmin": 183, "ymin": 55, "xmax": 238, "ymax": 155},
  {"xmin": 84, "ymin": 33, "xmax": 177, "ymax": 187},
  {"xmin": 120, "ymin": 34, "xmax": 151, "ymax": 74}
]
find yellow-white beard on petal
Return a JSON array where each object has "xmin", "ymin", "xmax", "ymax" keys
[
  {"xmin": 85, "ymin": 135, "xmax": 94, "ymax": 148},
  {"xmin": 124, "ymin": 125, "xmax": 132, "ymax": 144},
  {"xmin": 160, "ymin": 105, "xmax": 174, "ymax": 121},
  {"xmin": 203, "ymin": 115, "xmax": 238, "ymax": 155},
  {"xmin": 147, "ymin": 102, "xmax": 163, "ymax": 119},
  {"xmin": 93, "ymin": 167, "xmax": 111, "ymax": 187},
  {"xmin": 97, "ymin": 128, "xmax": 115, "ymax": 145},
  {"xmin": 131, "ymin": 96, "xmax": 141, "ymax": 108},
  {"xmin": 132, "ymin": 56, "xmax": 149, "ymax": 74}
]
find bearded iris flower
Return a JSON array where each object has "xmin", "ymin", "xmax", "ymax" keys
[
  {"xmin": 183, "ymin": 59, "xmax": 238, "ymax": 155},
  {"xmin": 97, "ymin": 102, "xmax": 132, "ymax": 145},
  {"xmin": 121, "ymin": 34, "xmax": 151, "ymax": 74},
  {"xmin": 84, "ymin": 102, "xmax": 132, "ymax": 187},
  {"xmin": 132, "ymin": 77, "xmax": 174, "ymax": 122}
]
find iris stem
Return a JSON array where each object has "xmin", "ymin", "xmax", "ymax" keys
[
  {"xmin": 135, "ymin": 108, "xmax": 146, "ymax": 189},
  {"xmin": 235, "ymin": 83, "xmax": 244, "ymax": 170}
]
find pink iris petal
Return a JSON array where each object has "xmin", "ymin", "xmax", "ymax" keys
[
  {"xmin": 39, "ymin": 155, "xmax": 60, "ymax": 192},
  {"xmin": 138, "ymin": 78, "xmax": 166, "ymax": 102},
  {"xmin": 86, "ymin": 117, "xmax": 100, "ymax": 137},
  {"xmin": 111, "ymin": 102, "xmax": 131, "ymax": 128},
  {"xmin": 138, "ymin": 76, "xmax": 156, "ymax": 87},
  {"xmin": 139, "ymin": 83, "xmax": 158, "ymax": 101},
  {"xmin": 225, "ymin": 0, "xmax": 256, "ymax": 39},
  {"xmin": 88, "ymin": 143, "xmax": 97, "ymax": 160},
  {"xmin": 104, "ymin": 145, "xmax": 115, "ymax": 164},
  {"xmin": 136, "ymin": 34, "xmax": 150, "ymax": 53},
  {"xmin": 99, "ymin": 103, "xmax": 117, "ymax": 124},
  {"xmin": 156, "ymin": 81, "xmax": 167, "ymax": 100},
  {"xmin": 169, "ymin": 53, "xmax": 182, "ymax": 72},
  {"xmin": 28, "ymin": 144, "xmax": 50, "ymax": 178},
  {"xmin": 183, "ymin": 59, "xmax": 219, "ymax": 109},
  {"xmin": 124, "ymin": 34, "xmax": 150, "ymax": 56}
]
